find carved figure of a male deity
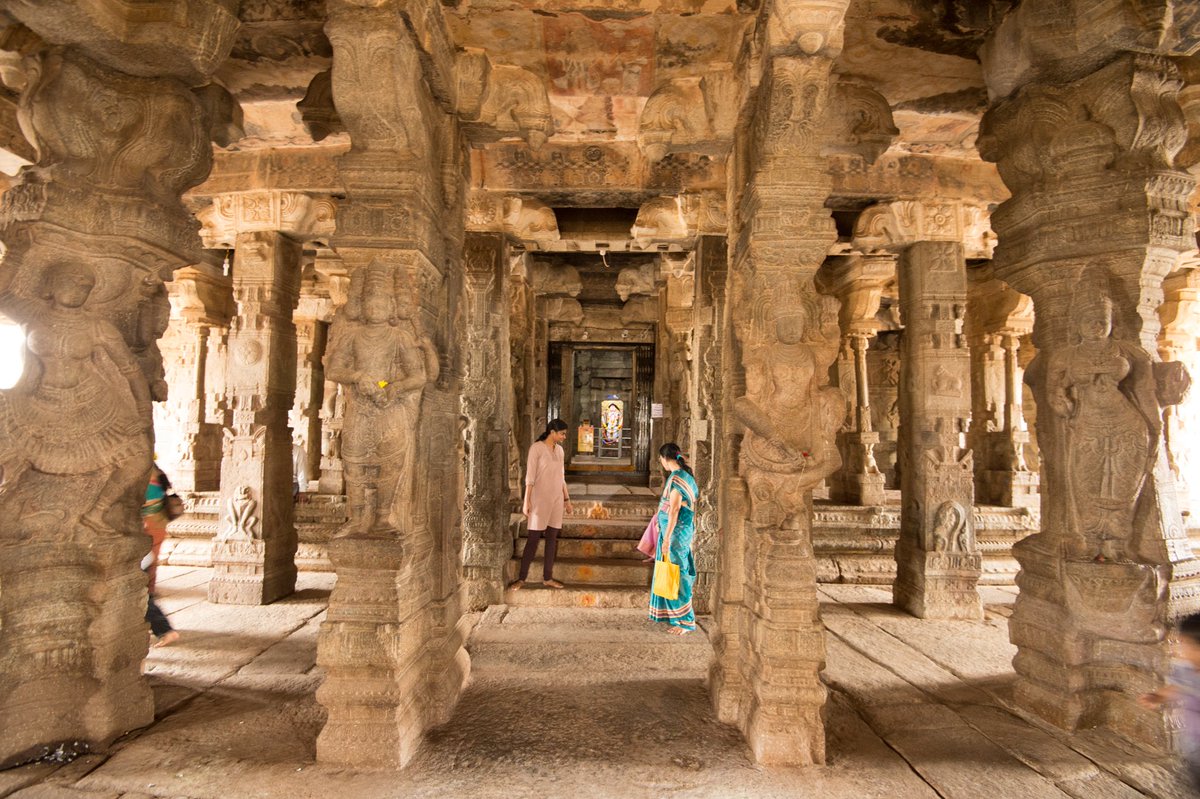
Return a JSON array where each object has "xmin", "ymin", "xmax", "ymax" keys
[
  {"xmin": 1046, "ymin": 286, "xmax": 1154, "ymax": 562},
  {"xmin": 325, "ymin": 260, "xmax": 439, "ymax": 537}
]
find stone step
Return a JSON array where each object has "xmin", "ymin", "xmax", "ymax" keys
[
  {"xmin": 513, "ymin": 536, "xmax": 649, "ymax": 561},
  {"xmin": 467, "ymin": 606, "xmax": 710, "ymax": 678},
  {"xmin": 506, "ymin": 557, "xmax": 653, "ymax": 587},
  {"xmin": 502, "ymin": 583, "xmax": 650, "ymax": 609},
  {"xmin": 526, "ymin": 517, "xmax": 651, "ymax": 540}
]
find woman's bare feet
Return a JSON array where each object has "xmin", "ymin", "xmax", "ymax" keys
[
  {"xmin": 153, "ymin": 630, "xmax": 180, "ymax": 648},
  {"xmin": 507, "ymin": 580, "xmax": 525, "ymax": 591},
  {"xmin": 667, "ymin": 626, "xmax": 693, "ymax": 636},
  {"xmin": 544, "ymin": 579, "xmax": 565, "ymax": 589}
]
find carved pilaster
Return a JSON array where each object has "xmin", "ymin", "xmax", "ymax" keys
[
  {"xmin": 980, "ymin": 31, "xmax": 1200, "ymax": 747},
  {"xmin": 966, "ymin": 275, "xmax": 1038, "ymax": 508},
  {"xmin": 460, "ymin": 232, "xmax": 512, "ymax": 610},
  {"xmin": 208, "ymin": 231, "xmax": 301, "ymax": 606},
  {"xmin": 894, "ymin": 241, "xmax": 981, "ymax": 620},
  {"xmin": 0, "ymin": 8, "xmax": 236, "ymax": 767}
]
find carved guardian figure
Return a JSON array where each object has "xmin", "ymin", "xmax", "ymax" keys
[
  {"xmin": 0, "ymin": 261, "xmax": 152, "ymax": 535},
  {"xmin": 324, "ymin": 260, "xmax": 439, "ymax": 537}
]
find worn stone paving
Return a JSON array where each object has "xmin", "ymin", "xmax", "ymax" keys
[{"xmin": 0, "ymin": 568, "xmax": 1191, "ymax": 799}]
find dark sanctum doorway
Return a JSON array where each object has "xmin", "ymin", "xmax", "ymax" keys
[{"xmin": 547, "ymin": 341, "xmax": 654, "ymax": 483}]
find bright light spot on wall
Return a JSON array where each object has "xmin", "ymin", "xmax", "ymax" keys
[{"xmin": 0, "ymin": 322, "xmax": 24, "ymax": 389}]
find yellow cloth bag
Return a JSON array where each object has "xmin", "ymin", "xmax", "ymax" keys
[{"xmin": 652, "ymin": 556, "xmax": 680, "ymax": 600}]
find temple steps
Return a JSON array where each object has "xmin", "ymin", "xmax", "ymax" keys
[
  {"xmin": 505, "ymin": 556, "xmax": 653, "ymax": 586},
  {"xmin": 513, "ymin": 536, "xmax": 648, "ymax": 561},
  {"xmin": 467, "ymin": 606, "xmax": 710, "ymax": 679},
  {"xmin": 501, "ymin": 583, "xmax": 649, "ymax": 609}
]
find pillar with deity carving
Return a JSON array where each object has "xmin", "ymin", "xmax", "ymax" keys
[
  {"xmin": 978, "ymin": 0, "xmax": 1200, "ymax": 747},
  {"xmin": 708, "ymin": 0, "xmax": 897, "ymax": 764},
  {"xmin": 0, "ymin": 2, "xmax": 238, "ymax": 766},
  {"xmin": 315, "ymin": 0, "xmax": 477, "ymax": 769}
]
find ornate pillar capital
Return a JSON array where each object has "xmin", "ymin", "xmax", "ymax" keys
[
  {"xmin": 852, "ymin": 200, "xmax": 995, "ymax": 259},
  {"xmin": 167, "ymin": 266, "xmax": 233, "ymax": 328},
  {"xmin": 198, "ymin": 191, "xmax": 338, "ymax": 249},
  {"xmin": 818, "ymin": 253, "xmax": 896, "ymax": 337}
]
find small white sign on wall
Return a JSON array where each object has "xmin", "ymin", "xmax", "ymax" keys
[{"xmin": 650, "ymin": 403, "xmax": 664, "ymax": 419}]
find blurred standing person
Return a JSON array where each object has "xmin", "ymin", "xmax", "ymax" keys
[
  {"xmin": 510, "ymin": 419, "xmax": 573, "ymax": 590},
  {"xmin": 143, "ymin": 464, "xmax": 179, "ymax": 646}
]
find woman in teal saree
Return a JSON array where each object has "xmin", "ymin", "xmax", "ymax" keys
[{"xmin": 649, "ymin": 442, "xmax": 699, "ymax": 635}]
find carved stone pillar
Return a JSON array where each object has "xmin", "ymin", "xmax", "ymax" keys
[
  {"xmin": 820, "ymin": 254, "xmax": 894, "ymax": 506},
  {"xmin": 154, "ymin": 266, "xmax": 233, "ymax": 493},
  {"xmin": 460, "ymin": 232, "xmax": 512, "ymax": 610},
  {"xmin": 0, "ymin": 3, "xmax": 237, "ymax": 767},
  {"xmin": 292, "ymin": 281, "xmax": 331, "ymax": 489},
  {"xmin": 979, "ymin": 6, "xmax": 1200, "ymax": 745},
  {"xmin": 316, "ymin": 250, "xmax": 349, "ymax": 495},
  {"xmin": 966, "ymin": 275, "xmax": 1038, "ymax": 508},
  {"xmin": 196, "ymin": 190, "xmax": 335, "ymax": 606},
  {"xmin": 316, "ymin": 0, "xmax": 468, "ymax": 769},
  {"xmin": 893, "ymin": 241, "xmax": 981, "ymax": 619},
  {"xmin": 691, "ymin": 234, "xmax": 727, "ymax": 613},
  {"xmin": 208, "ymin": 231, "xmax": 301, "ymax": 605},
  {"xmin": 716, "ymin": 48, "xmax": 846, "ymax": 770}
]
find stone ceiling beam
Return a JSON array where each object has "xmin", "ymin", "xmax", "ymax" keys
[{"xmin": 5, "ymin": 0, "xmax": 239, "ymax": 84}]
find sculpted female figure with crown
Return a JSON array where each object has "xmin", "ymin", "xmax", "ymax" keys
[{"xmin": 325, "ymin": 259, "xmax": 440, "ymax": 537}]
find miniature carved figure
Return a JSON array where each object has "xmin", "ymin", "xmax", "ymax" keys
[
  {"xmin": 219, "ymin": 485, "xmax": 259, "ymax": 541},
  {"xmin": 1046, "ymin": 288, "xmax": 1153, "ymax": 561},
  {"xmin": 324, "ymin": 260, "xmax": 439, "ymax": 536},
  {"xmin": 930, "ymin": 500, "xmax": 967, "ymax": 552},
  {"xmin": 0, "ymin": 262, "xmax": 152, "ymax": 535}
]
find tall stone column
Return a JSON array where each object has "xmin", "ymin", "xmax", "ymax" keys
[
  {"xmin": 293, "ymin": 280, "xmax": 332, "ymax": 488},
  {"xmin": 0, "ymin": 4, "xmax": 237, "ymax": 766},
  {"xmin": 979, "ymin": 1, "xmax": 1200, "ymax": 745},
  {"xmin": 316, "ymin": 0, "xmax": 469, "ymax": 769},
  {"xmin": 966, "ymin": 275, "xmax": 1038, "ymax": 507},
  {"xmin": 895, "ymin": 241, "xmax": 981, "ymax": 619},
  {"xmin": 208, "ymin": 231, "xmax": 301, "ymax": 604},
  {"xmin": 854, "ymin": 201, "xmax": 990, "ymax": 619},
  {"xmin": 154, "ymin": 266, "xmax": 234, "ymax": 493},
  {"xmin": 460, "ymin": 232, "xmax": 512, "ymax": 610},
  {"xmin": 197, "ymin": 190, "xmax": 335, "ymax": 605},
  {"xmin": 820, "ymin": 254, "xmax": 893, "ymax": 506},
  {"xmin": 691, "ymin": 233, "xmax": 728, "ymax": 614},
  {"xmin": 708, "ymin": 3, "xmax": 898, "ymax": 763}
]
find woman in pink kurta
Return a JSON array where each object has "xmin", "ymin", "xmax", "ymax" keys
[{"xmin": 511, "ymin": 419, "xmax": 573, "ymax": 590}]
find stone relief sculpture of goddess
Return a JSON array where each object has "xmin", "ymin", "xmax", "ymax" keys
[
  {"xmin": 0, "ymin": 261, "xmax": 152, "ymax": 535},
  {"xmin": 325, "ymin": 260, "xmax": 439, "ymax": 537},
  {"xmin": 1046, "ymin": 287, "xmax": 1154, "ymax": 562},
  {"xmin": 733, "ymin": 293, "xmax": 843, "ymax": 536}
]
